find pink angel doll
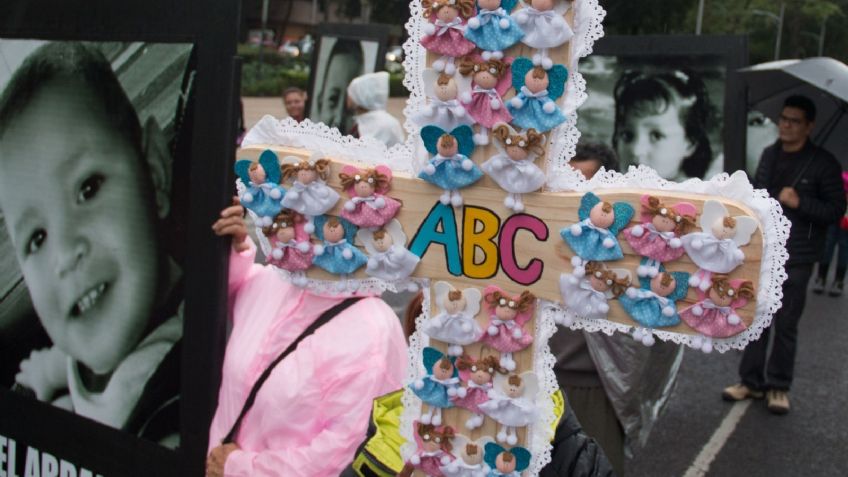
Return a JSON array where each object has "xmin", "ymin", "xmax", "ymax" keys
[
  {"xmin": 681, "ymin": 199, "xmax": 758, "ymax": 291},
  {"xmin": 338, "ymin": 165, "xmax": 401, "ymax": 229},
  {"xmin": 512, "ymin": 0, "xmax": 574, "ymax": 69},
  {"xmin": 421, "ymin": 282, "xmax": 483, "ymax": 356},
  {"xmin": 679, "ymin": 275, "xmax": 756, "ymax": 353},
  {"xmin": 357, "ymin": 220, "xmax": 421, "ymax": 289},
  {"xmin": 403, "ymin": 421, "xmax": 457, "ymax": 477},
  {"xmin": 234, "ymin": 149, "xmax": 286, "ymax": 226},
  {"xmin": 457, "ymin": 55, "xmax": 513, "ymax": 145},
  {"xmin": 480, "ymin": 123, "xmax": 546, "ymax": 213},
  {"xmin": 420, "ymin": 0, "xmax": 478, "ymax": 75},
  {"xmin": 440, "ymin": 436, "xmax": 494, "ymax": 477},
  {"xmin": 483, "ymin": 442, "xmax": 531, "ymax": 477},
  {"xmin": 411, "ymin": 347, "xmax": 462, "ymax": 426},
  {"xmin": 622, "ymin": 195, "xmax": 697, "ymax": 277},
  {"xmin": 478, "ymin": 287, "xmax": 536, "ymax": 371},
  {"xmin": 558, "ymin": 260, "xmax": 631, "ymax": 324},
  {"xmin": 453, "ymin": 354, "xmax": 505, "ymax": 430},
  {"xmin": 262, "ymin": 211, "xmax": 313, "ymax": 286},
  {"xmin": 477, "ymin": 372, "xmax": 538, "ymax": 445},
  {"xmin": 411, "ymin": 69, "xmax": 476, "ymax": 131},
  {"xmin": 280, "ymin": 154, "xmax": 340, "ymax": 233}
]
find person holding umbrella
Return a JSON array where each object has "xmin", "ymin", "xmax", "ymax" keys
[{"xmin": 723, "ymin": 95, "xmax": 846, "ymax": 414}]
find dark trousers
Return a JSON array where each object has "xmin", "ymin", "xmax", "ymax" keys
[
  {"xmin": 739, "ymin": 263, "xmax": 814, "ymax": 391},
  {"xmin": 818, "ymin": 224, "xmax": 848, "ymax": 282}
]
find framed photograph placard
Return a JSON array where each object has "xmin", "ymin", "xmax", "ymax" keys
[{"xmin": 0, "ymin": 1, "xmax": 239, "ymax": 476}]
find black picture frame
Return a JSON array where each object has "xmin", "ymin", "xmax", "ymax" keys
[
  {"xmin": 0, "ymin": 1, "xmax": 239, "ymax": 476},
  {"xmin": 306, "ymin": 23, "xmax": 391, "ymax": 135},
  {"xmin": 577, "ymin": 34, "xmax": 748, "ymax": 178}
]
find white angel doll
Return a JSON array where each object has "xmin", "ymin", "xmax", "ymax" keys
[
  {"xmin": 440, "ymin": 435, "xmax": 493, "ymax": 477},
  {"xmin": 412, "ymin": 69, "xmax": 476, "ymax": 131},
  {"xmin": 559, "ymin": 259, "xmax": 631, "ymax": 323},
  {"xmin": 681, "ymin": 200, "xmax": 758, "ymax": 291},
  {"xmin": 421, "ymin": 281, "xmax": 483, "ymax": 356},
  {"xmin": 512, "ymin": 0, "xmax": 574, "ymax": 69},
  {"xmin": 477, "ymin": 372, "xmax": 538, "ymax": 445},
  {"xmin": 480, "ymin": 123, "xmax": 547, "ymax": 213},
  {"xmin": 357, "ymin": 219, "xmax": 421, "ymax": 289},
  {"xmin": 280, "ymin": 153, "xmax": 341, "ymax": 233}
]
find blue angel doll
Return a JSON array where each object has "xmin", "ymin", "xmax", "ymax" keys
[
  {"xmin": 234, "ymin": 149, "xmax": 286, "ymax": 227},
  {"xmin": 619, "ymin": 261, "xmax": 691, "ymax": 346},
  {"xmin": 411, "ymin": 347, "xmax": 461, "ymax": 426},
  {"xmin": 464, "ymin": 0, "xmax": 524, "ymax": 57},
  {"xmin": 419, "ymin": 124, "xmax": 483, "ymax": 207},
  {"xmin": 311, "ymin": 215, "xmax": 368, "ymax": 291},
  {"xmin": 484, "ymin": 442, "xmax": 530, "ymax": 476},
  {"xmin": 561, "ymin": 192, "xmax": 634, "ymax": 261},
  {"xmin": 507, "ymin": 57, "xmax": 568, "ymax": 133}
]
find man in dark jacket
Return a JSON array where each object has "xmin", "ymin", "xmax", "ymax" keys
[{"xmin": 723, "ymin": 95, "xmax": 847, "ymax": 414}]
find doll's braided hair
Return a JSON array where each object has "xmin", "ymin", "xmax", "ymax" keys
[
  {"xmin": 485, "ymin": 290, "xmax": 536, "ymax": 313},
  {"xmin": 710, "ymin": 275, "xmax": 755, "ymax": 300},
  {"xmin": 584, "ymin": 261, "xmax": 631, "ymax": 297},
  {"xmin": 338, "ymin": 167, "xmax": 390, "ymax": 191},
  {"xmin": 492, "ymin": 124, "xmax": 546, "ymax": 158},
  {"xmin": 423, "ymin": 0, "xmax": 475, "ymax": 18},
  {"xmin": 458, "ymin": 56, "xmax": 509, "ymax": 80},
  {"xmin": 644, "ymin": 196, "xmax": 696, "ymax": 234},
  {"xmin": 456, "ymin": 354, "xmax": 505, "ymax": 375},
  {"xmin": 281, "ymin": 158, "xmax": 332, "ymax": 182},
  {"xmin": 262, "ymin": 210, "xmax": 297, "ymax": 238}
]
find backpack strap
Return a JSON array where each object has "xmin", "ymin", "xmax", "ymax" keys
[{"xmin": 222, "ymin": 297, "xmax": 363, "ymax": 444}]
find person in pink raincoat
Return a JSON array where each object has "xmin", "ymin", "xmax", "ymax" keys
[
  {"xmin": 207, "ymin": 200, "xmax": 408, "ymax": 477},
  {"xmin": 478, "ymin": 286, "xmax": 535, "ymax": 372}
]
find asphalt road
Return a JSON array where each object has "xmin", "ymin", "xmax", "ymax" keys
[{"xmin": 626, "ymin": 281, "xmax": 848, "ymax": 476}]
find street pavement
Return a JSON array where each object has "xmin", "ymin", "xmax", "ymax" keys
[
  {"xmin": 242, "ymin": 97, "xmax": 848, "ymax": 476},
  {"xmin": 626, "ymin": 281, "xmax": 848, "ymax": 476}
]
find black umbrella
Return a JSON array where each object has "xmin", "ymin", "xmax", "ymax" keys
[{"xmin": 739, "ymin": 57, "xmax": 848, "ymax": 168}]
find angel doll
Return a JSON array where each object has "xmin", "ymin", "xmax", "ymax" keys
[
  {"xmin": 357, "ymin": 220, "xmax": 421, "ymax": 286},
  {"xmin": 280, "ymin": 154, "xmax": 340, "ymax": 233},
  {"xmin": 463, "ymin": 0, "xmax": 525, "ymax": 56},
  {"xmin": 507, "ymin": 58, "xmax": 568, "ymax": 133},
  {"xmin": 481, "ymin": 123, "xmax": 546, "ymax": 213},
  {"xmin": 681, "ymin": 200, "xmax": 758, "ymax": 291},
  {"xmin": 478, "ymin": 373, "xmax": 537, "ymax": 445},
  {"xmin": 457, "ymin": 55, "xmax": 513, "ymax": 145},
  {"xmin": 411, "ymin": 69, "xmax": 476, "ymax": 131},
  {"xmin": 420, "ymin": 0, "xmax": 478, "ymax": 75},
  {"xmin": 311, "ymin": 215, "xmax": 368, "ymax": 291},
  {"xmin": 411, "ymin": 347, "xmax": 461, "ymax": 426},
  {"xmin": 478, "ymin": 286, "xmax": 535, "ymax": 371},
  {"xmin": 419, "ymin": 125, "xmax": 483, "ymax": 207},
  {"xmin": 234, "ymin": 149, "xmax": 286, "ymax": 226},
  {"xmin": 512, "ymin": 0, "xmax": 574, "ymax": 69},
  {"xmin": 622, "ymin": 195, "xmax": 697, "ymax": 277},
  {"xmin": 559, "ymin": 260, "xmax": 631, "ymax": 322},
  {"xmin": 440, "ymin": 437, "xmax": 493, "ymax": 477},
  {"xmin": 263, "ymin": 211, "xmax": 313, "ymax": 286},
  {"xmin": 421, "ymin": 282, "xmax": 483, "ymax": 356},
  {"xmin": 618, "ymin": 264, "xmax": 690, "ymax": 346},
  {"xmin": 339, "ymin": 165, "xmax": 401, "ymax": 229},
  {"xmin": 560, "ymin": 192, "xmax": 635, "ymax": 262},
  {"xmin": 483, "ymin": 442, "xmax": 531, "ymax": 477},
  {"xmin": 453, "ymin": 354, "xmax": 504, "ymax": 429},
  {"xmin": 403, "ymin": 421, "xmax": 457, "ymax": 477},
  {"xmin": 680, "ymin": 275, "xmax": 755, "ymax": 352}
]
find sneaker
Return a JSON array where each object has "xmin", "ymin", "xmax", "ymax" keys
[
  {"xmin": 722, "ymin": 383, "xmax": 764, "ymax": 401},
  {"xmin": 766, "ymin": 389, "xmax": 790, "ymax": 414},
  {"xmin": 812, "ymin": 277, "xmax": 826, "ymax": 294},
  {"xmin": 828, "ymin": 281, "xmax": 844, "ymax": 297}
]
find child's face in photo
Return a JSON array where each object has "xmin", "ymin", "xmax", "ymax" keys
[
  {"xmin": 0, "ymin": 78, "xmax": 163, "ymax": 375},
  {"xmin": 615, "ymin": 104, "xmax": 695, "ymax": 180}
]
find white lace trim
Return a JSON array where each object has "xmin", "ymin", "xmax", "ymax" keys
[
  {"xmin": 546, "ymin": 167, "xmax": 791, "ymax": 353},
  {"xmin": 527, "ymin": 303, "xmax": 559, "ymax": 474},
  {"xmin": 399, "ymin": 284, "xmax": 430, "ymax": 462}
]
